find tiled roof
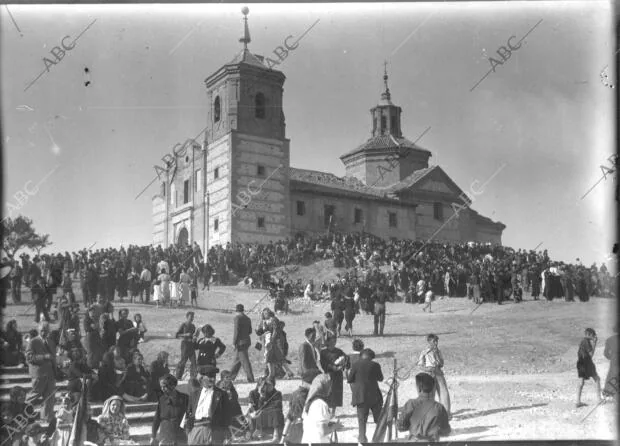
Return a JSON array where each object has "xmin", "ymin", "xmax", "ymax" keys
[
  {"xmin": 379, "ymin": 166, "xmax": 437, "ymax": 193},
  {"xmin": 470, "ymin": 209, "xmax": 506, "ymax": 228},
  {"xmin": 289, "ymin": 167, "xmax": 393, "ymax": 199},
  {"xmin": 340, "ymin": 135, "xmax": 432, "ymax": 159},
  {"xmin": 228, "ymin": 49, "xmax": 268, "ymax": 69}
]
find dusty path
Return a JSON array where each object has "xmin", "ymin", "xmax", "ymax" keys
[
  {"xmin": 208, "ymin": 367, "xmax": 615, "ymax": 443},
  {"xmin": 6, "ymin": 284, "xmax": 616, "ymax": 442}
]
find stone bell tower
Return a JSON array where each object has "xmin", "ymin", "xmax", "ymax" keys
[{"xmin": 203, "ymin": 7, "xmax": 291, "ymax": 246}]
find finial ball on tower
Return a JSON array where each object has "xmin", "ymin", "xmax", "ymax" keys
[{"xmin": 241, "ymin": 6, "xmax": 250, "ymax": 16}]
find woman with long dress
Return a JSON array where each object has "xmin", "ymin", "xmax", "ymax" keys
[
  {"xmin": 247, "ymin": 377, "xmax": 285, "ymax": 442},
  {"xmin": 50, "ymin": 394, "xmax": 74, "ymax": 446},
  {"xmin": 319, "ymin": 336, "xmax": 347, "ymax": 417},
  {"xmin": 179, "ymin": 268, "xmax": 191, "ymax": 307},
  {"xmin": 152, "ymin": 280, "xmax": 162, "ymax": 308},
  {"xmin": 152, "ymin": 374, "xmax": 188, "ymax": 446},
  {"xmin": 301, "ymin": 374, "xmax": 338, "ymax": 444},
  {"xmin": 343, "ymin": 294, "xmax": 357, "ymax": 337},
  {"xmin": 127, "ymin": 268, "xmax": 140, "ymax": 304},
  {"xmin": 122, "ymin": 351, "xmax": 150, "ymax": 403},
  {"xmin": 158, "ymin": 270, "xmax": 171, "ymax": 307},
  {"xmin": 116, "ymin": 266, "xmax": 128, "ymax": 302},
  {"xmin": 1, "ymin": 319, "xmax": 26, "ymax": 367},
  {"xmin": 169, "ymin": 280, "xmax": 179, "ymax": 308}
]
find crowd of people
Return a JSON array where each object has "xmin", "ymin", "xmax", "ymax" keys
[
  {"xmin": 3, "ymin": 233, "xmax": 615, "ymax": 313},
  {"xmin": 0, "ymin": 231, "xmax": 617, "ymax": 445},
  {"xmin": 2, "ymin": 301, "xmax": 462, "ymax": 445},
  {"xmin": 3, "ymin": 296, "xmax": 617, "ymax": 445}
]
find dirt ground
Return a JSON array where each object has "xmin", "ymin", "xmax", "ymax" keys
[{"xmin": 4, "ymin": 283, "xmax": 617, "ymax": 442}]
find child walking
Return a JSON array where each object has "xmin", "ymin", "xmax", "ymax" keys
[
  {"xmin": 576, "ymin": 327, "xmax": 603, "ymax": 408},
  {"xmin": 50, "ymin": 394, "xmax": 74, "ymax": 446},
  {"xmin": 422, "ymin": 290, "xmax": 434, "ymax": 313},
  {"xmin": 417, "ymin": 333, "xmax": 451, "ymax": 418},
  {"xmin": 153, "ymin": 280, "xmax": 162, "ymax": 309},
  {"xmin": 133, "ymin": 313, "xmax": 147, "ymax": 343}
]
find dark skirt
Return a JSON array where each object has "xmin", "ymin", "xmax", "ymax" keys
[
  {"xmin": 84, "ymin": 332, "xmax": 103, "ymax": 369},
  {"xmin": 531, "ymin": 278, "xmax": 540, "ymax": 297},
  {"xmin": 1, "ymin": 348, "xmax": 25, "ymax": 367},
  {"xmin": 327, "ymin": 370, "xmax": 344, "ymax": 407},
  {"xmin": 577, "ymin": 281, "xmax": 589, "ymax": 302},
  {"xmin": 577, "ymin": 356, "xmax": 598, "ymax": 380},
  {"xmin": 265, "ymin": 343, "xmax": 287, "ymax": 364},
  {"xmin": 344, "ymin": 310, "xmax": 355, "ymax": 329},
  {"xmin": 333, "ymin": 310, "xmax": 344, "ymax": 325},
  {"xmin": 255, "ymin": 406, "xmax": 284, "ymax": 430}
]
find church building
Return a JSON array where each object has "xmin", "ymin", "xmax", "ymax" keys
[{"xmin": 152, "ymin": 9, "xmax": 505, "ymax": 250}]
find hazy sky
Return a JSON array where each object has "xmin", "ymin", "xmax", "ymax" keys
[{"xmin": 1, "ymin": 2, "xmax": 616, "ymax": 266}]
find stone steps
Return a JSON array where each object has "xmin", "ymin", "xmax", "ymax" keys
[{"xmin": 0, "ymin": 365, "xmax": 285, "ymax": 443}]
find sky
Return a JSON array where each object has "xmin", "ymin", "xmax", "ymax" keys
[{"xmin": 1, "ymin": 1, "xmax": 616, "ymax": 267}]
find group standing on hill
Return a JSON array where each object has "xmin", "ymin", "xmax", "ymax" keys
[{"xmin": 0, "ymin": 231, "xmax": 617, "ymax": 444}]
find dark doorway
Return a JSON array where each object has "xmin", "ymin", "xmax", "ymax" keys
[{"xmin": 177, "ymin": 227, "xmax": 189, "ymax": 247}]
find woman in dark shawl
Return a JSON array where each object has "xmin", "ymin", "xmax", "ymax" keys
[
  {"xmin": 319, "ymin": 336, "xmax": 348, "ymax": 417},
  {"xmin": 83, "ymin": 306, "xmax": 103, "ymax": 369},
  {"xmin": 122, "ymin": 351, "xmax": 150, "ymax": 402},
  {"xmin": 1, "ymin": 319, "xmax": 26, "ymax": 366},
  {"xmin": 247, "ymin": 377, "xmax": 285, "ymax": 442},
  {"xmin": 149, "ymin": 351, "xmax": 170, "ymax": 401}
]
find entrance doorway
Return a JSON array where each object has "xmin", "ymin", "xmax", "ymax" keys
[{"xmin": 177, "ymin": 227, "xmax": 189, "ymax": 247}]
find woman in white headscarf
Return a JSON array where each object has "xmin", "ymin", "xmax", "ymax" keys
[
  {"xmin": 301, "ymin": 373, "xmax": 339, "ymax": 443},
  {"xmin": 96, "ymin": 395, "xmax": 133, "ymax": 445}
]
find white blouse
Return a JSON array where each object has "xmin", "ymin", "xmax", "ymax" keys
[{"xmin": 301, "ymin": 399, "xmax": 331, "ymax": 444}]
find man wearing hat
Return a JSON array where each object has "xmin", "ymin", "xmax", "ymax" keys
[
  {"xmin": 229, "ymin": 304, "xmax": 254, "ymax": 383},
  {"xmin": 182, "ymin": 364, "xmax": 232, "ymax": 445},
  {"xmin": 397, "ymin": 372, "xmax": 451, "ymax": 441}
]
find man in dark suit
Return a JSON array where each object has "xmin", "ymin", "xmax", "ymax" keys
[
  {"xmin": 25, "ymin": 321, "xmax": 56, "ymax": 422},
  {"xmin": 229, "ymin": 304, "xmax": 254, "ymax": 383},
  {"xmin": 298, "ymin": 327, "xmax": 320, "ymax": 376},
  {"xmin": 346, "ymin": 348, "xmax": 384, "ymax": 443},
  {"xmin": 183, "ymin": 365, "xmax": 232, "ymax": 445}
]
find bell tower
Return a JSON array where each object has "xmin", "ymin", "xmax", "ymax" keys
[
  {"xmin": 340, "ymin": 64, "xmax": 432, "ymax": 188},
  {"xmin": 203, "ymin": 7, "xmax": 291, "ymax": 247},
  {"xmin": 370, "ymin": 62, "xmax": 403, "ymax": 138}
]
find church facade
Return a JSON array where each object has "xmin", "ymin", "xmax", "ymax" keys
[{"xmin": 152, "ymin": 11, "xmax": 505, "ymax": 250}]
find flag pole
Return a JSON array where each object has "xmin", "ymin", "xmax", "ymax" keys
[{"xmin": 389, "ymin": 358, "xmax": 397, "ymax": 441}]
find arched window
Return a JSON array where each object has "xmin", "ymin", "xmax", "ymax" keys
[
  {"xmin": 255, "ymin": 93, "xmax": 265, "ymax": 119},
  {"xmin": 214, "ymin": 96, "xmax": 221, "ymax": 123}
]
